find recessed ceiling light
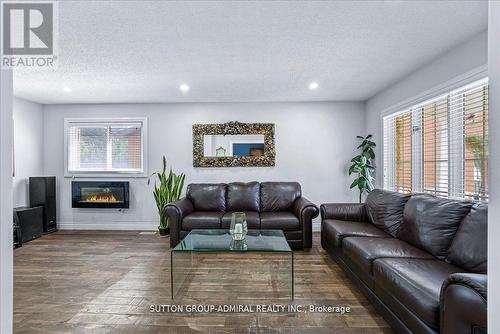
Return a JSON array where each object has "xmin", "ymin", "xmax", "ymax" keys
[
  {"xmin": 309, "ymin": 82, "xmax": 319, "ymax": 90},
  {"xmin": 63, "ymin": 87, "xmax": 71, "ymax": 93},
  {"xmin": 179, "ymin": 84, "xmax": 189, "ymax": 93}
]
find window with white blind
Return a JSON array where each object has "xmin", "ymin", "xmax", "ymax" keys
[
  {"xmin": 65, "ymin": 118, "xmax": 147, "ymax": 176},
  {"xmin": 383, "ymin": 78, "xmax": 488, "ymax": 202}
]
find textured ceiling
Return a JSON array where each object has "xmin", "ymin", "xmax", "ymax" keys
[{"xmin": 13, "ymin": 1, "xmax": 487, "ymax": 104}]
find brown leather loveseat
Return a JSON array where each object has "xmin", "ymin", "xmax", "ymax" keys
[
  {"xmin": 165, "ymin": 182, "xmax": 319, "ymax": 250},
  {"xmin": 321, "ymin": 189, "xmax": 487, "ymax": 334}
]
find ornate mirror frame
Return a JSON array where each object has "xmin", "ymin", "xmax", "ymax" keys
[{"xmin": 193, "ymin": 121, "xmax": 275, "ymax": 167}]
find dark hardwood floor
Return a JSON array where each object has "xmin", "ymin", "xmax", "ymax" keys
[{"xmin": 14, "ymin": 231, "xmax": 392, "ymax": 333}]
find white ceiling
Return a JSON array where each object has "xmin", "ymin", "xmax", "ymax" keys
[{"xmin": 13, "ymin": 1, "xmax": 487, "ymax": 104}]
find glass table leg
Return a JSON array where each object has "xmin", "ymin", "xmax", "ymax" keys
[{"xmin": 171, "ymin": 250, "xmax": 193, "ymax": 299}]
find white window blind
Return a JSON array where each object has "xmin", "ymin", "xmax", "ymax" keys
[
  {"xmin": 67, "ymin": 120, "xmax": 144, "ymax": 173},
  {"xmin": 383, "ymin": 78, "xmax": 488, "ymax": 202},
  {"xmin": 421, "ymin": 96, "xmax": 449, "ymax": 197},
  {"xmin": 396, "ymin": 112, "xmax": 412, "ymax": 193},
  {"xmin": 383, "ymin": 110, "xmax": 413, "ymax": 193},
  {"xmin": 451, "ymin": 81, "xmax": 489, "ymax": 201}
]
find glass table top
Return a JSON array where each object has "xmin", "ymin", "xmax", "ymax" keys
[{"xmin": 172, "ymin": 229, "xmax": 292, "ymax": 252}]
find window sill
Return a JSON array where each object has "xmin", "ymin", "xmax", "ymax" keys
[{"xmin": 64, "ymin": 172, "xmax": 148, "ymax": 179}]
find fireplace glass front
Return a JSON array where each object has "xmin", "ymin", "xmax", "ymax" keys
[{"xmin": 72, "ymin": 181, "xmax": 129, "ymax": 208}]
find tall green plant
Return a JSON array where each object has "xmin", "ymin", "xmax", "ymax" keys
[
  {"xmin": 349, "ymin": 135, "xmax": 376, "ymax": 202},
  {"xmin": 148, "ymin": 156, "xmax": 186, "ymax": 229}
]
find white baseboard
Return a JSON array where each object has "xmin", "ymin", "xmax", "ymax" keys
[
  {"xmin": 312, "ymin": 221, "xmax": 321, "ymax": 232},
  {"xmin": 57, "ymin": 221, "xmax": 157, "ymax": 231}
]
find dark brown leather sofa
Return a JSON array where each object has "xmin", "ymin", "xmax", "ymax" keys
[
  {"xmin": 321, "ymin": 189, "xmax": 487, "ymax": 334},
  {"xmin": 165, "ymin": 182, "xmax": 319, "ymax": 250}
]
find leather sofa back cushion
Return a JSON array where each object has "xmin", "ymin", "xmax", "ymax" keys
[
  {"xmin": 260, "ymin": 182, "xmax": 301, "ymax": 212},
  {"xmin": 226, "ymin": 182, "xmax": 260, "ymax": 211},
  {"xmin": 365, "ymin": 189, "xmax": 411, "ymax": 236},
  {"xmin": 447, "ymin": 203, "xmax": 487, "ymax": 273},
  {"xmin": 397, "ymin": 194, "xmax": 472, "ymax": 260},
  {"xmin": 186, "ymin": 183, "xmax": 226, "ymax": 211}
]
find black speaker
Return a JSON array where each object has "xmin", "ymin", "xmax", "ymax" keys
[
  {"xmin": 14, "ymin": 206, "xmax": 43, "ymax": 243},
  {"xmin": 29, "ymin": 176, "xmax": 57, "ymax": 233}
]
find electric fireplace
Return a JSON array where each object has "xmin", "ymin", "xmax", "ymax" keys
[{"xmin": 72, "ymin": 181, "xmax": 129, "ymax": 208}]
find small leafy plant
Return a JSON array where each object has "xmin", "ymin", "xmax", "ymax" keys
[
  {"xmin": 148, "ymin": 156, "xmax": 186, "ymax": 230},
  {"xmin": 349, "ymin": 135, "xmax": 376, "ymax": 202}
]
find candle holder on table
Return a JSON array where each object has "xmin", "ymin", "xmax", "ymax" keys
[{"xmin": 229, "ymin": 212, "xmax": 247, "ymax": 241}]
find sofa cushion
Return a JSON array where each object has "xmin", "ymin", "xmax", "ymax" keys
[
  {"xmin": 226, "ymin": 182, "xmax": 260, "ymax": 212},
  {"xmin": 260, "ymin": 182, "xmax": 301, "ymax": 212},
  {"xmin": 260, "ymin": 212, "xmax": 299, "ymax": 231},
  {"xmin": 397, "ymin": 194, "xmax": 472, "ymax": 260},
  {"xmin": 321, "ymin": 219, "xmax": 389, "ymax": 248},
  {"xmin": 447, "ymin": 203, "xmax": 487, "ymax": 273},
  {"xmin": 221, "ymin": 211, "xmax": 260, "ymax": 229},
  {"xmin": 373, "ymin": 258, "xmax": 463, "ymax": 329},
  {"xmin": 343, "ymin": 237, "xmax": 434, "ymax": 275},
  {"xmin": 186, "ymin": 183, "xmax": 226, "ymax": 212},
  {"xmin": 365, "ymin": 189, "xmax": 411, "ymax": 236},
  {"xmin": 182, "ymin": 212, "xmax": 223, "ymax": 230}
]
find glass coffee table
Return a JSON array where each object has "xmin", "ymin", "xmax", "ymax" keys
[{"xmin": 171, "ymin": 229, "xmax": 294, "ymax": 300}]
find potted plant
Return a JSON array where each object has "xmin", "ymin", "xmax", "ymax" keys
[
  {"xmin": 148, "ymin": 156, "xmax": 186, "ymax": 237},
  {"xmin": 349, "ymin": 135, "xmax": 376, "ymax": 202}
]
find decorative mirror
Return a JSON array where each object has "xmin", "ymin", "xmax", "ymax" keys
[{"xmin": 193, "ymin": 121, "xmax": 275, "ymax": 167}]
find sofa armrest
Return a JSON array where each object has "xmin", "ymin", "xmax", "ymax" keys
[
  {"xmin": 293, "ymin": 197, "xmax": 319, "ymax": 249},
  {"xmin": 320, "ymin": 203, "xmax": 368, "ymax": 222},
  {"xmin": 440, "ymin": 273, "xmax": 487, "ymax": 334},
  {"xmin": 164, "ymin": 198, "xmax": 194, "ymax": 248}
]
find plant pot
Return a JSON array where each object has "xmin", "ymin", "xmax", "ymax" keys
[{"xmin": 158, "ymin": 227, "xmax": 170, "ymax": 237}]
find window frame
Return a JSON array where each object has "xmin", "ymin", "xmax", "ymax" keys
[
  {"xmin": 382, "ymin": 77, "xmax": 488, "ymax": 202},
  {"xmin": 64, "ymin": 117, "xmax": 148, "ymax": 178}
]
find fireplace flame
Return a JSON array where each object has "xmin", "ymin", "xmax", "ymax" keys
[{"xmin": 86, "ymin": 194, "xmax": 117, "ymax": 203}]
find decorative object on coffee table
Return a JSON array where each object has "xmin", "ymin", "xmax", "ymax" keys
[
  {"xmin": 215, "ymin": 146, "xmax": 226, "ymax": 157},
  {"xmin": 230, "ymin": 239, "xmax": 247, "ymax": 251},
  {"xmin": 229, "ymin": 212, "xmax": 247, "ymax": 240},
  {"xmin": 148, "ymin": 156, "xmax": 185, "ymax": 237},
  {"xmin": 349, "ymin": 134, "xmax": 376, "ymax": 202}
]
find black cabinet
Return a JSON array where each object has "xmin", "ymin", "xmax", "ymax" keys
[
  {"xmin": 14, "ymin": 206, "xmax": 43, "ymax": 243},
  {"xmin": 13, "ymin": 215, "xmax": 22, "ymax": 248},
  {"xmin": 29, "ymin": 176, "xmax": 57, "ymax": 233}
]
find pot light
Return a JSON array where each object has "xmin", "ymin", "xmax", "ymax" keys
[
  {"xmin": 179, "ymin": 84, "xmax": 189, "ymax": 93},
  {"xmin": 308, "ymin": 82, "xmax": 319, "ymax": 90},
  {"xmin": 63, "ymin": 87, "xmax": 71, "ymax": 93}
]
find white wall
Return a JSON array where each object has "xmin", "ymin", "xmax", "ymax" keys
[
  {"xmin": 43, "ymin": 102, "xmax": 365, "ymax": 230},
  {"xmin": 13, "ymin": 98, "xmax": 44, "ymax": 208},
  {"xmin": 365, "ymin": 30, "xmax": 488, "ymax": 187},
  {"xmin": 0, "ymin": 70, "xmax": 14, "ymax": 334},
  {"xmin": 488, "ymin": 2, "xmax": 499, "ymax": 332}
]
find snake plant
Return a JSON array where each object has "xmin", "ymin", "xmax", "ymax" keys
[{"xmin": 148, "ymin": 156, "xmax": 186, "ymax": 229}]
